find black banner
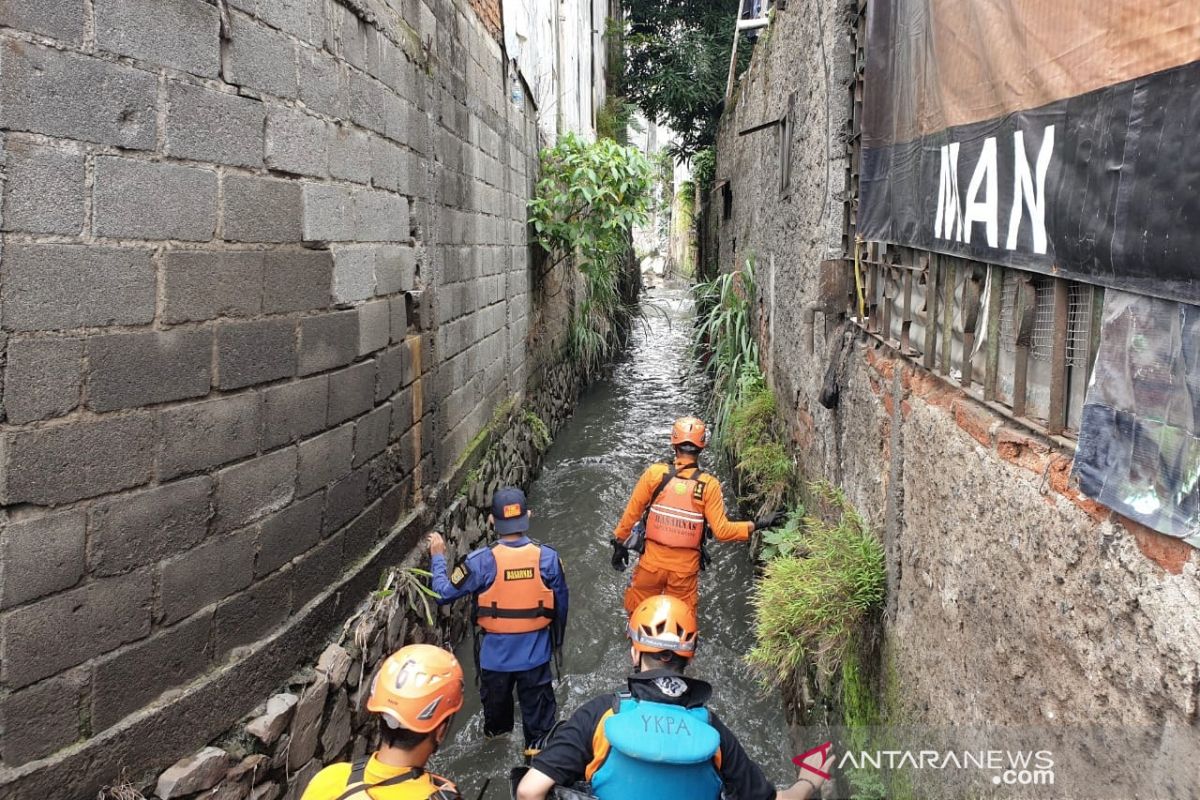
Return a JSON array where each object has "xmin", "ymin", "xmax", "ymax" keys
[{"xmin": 859, "ymin": 0, "xmax": 1200, "ymax": 305}]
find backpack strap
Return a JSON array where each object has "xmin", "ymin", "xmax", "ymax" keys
[
  {"xmin": 639, "ymin": 464, "xmax": 679, "ymax": 527},
  {"xmin": 330, "ymin": 766, "xmax": 425, "ymax": 800}
]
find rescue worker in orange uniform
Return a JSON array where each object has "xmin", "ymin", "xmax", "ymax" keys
[
  {"xmin": 515, "ymin": 596, "xmax": 832, "ymax": 800},
  {"xmin": 429, "ymin": 487, "xmax": 568, "ymax": 747},
  {"xmin": 611, "ymin": 417, "xmax": 783, "ymax": 615},
  {"xmin": 301, "ymin": 644, "xmax": 465, "ymax": 800}
]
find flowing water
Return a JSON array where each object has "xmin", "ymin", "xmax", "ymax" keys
[{"xmin": 435, "ymin": 288, "xmax": 794, "ymax": 798}]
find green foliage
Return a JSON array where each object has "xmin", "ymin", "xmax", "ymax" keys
[
  {"xmin": 529, "ymin": 132, "xmax": 654, "ymax": 267},
  {"xmin": 727, "ymin": 370, "xmax": 775, "ymax": 451},
  {"xmin": 747, "ymin": 482, "xmax": 886, "ymax": 683},
  {"xmin": 692, "ymin": 147, "xmax": 716, "ymax": 194},
  {"xmin": 595, "ymin": 96, "xmax": 641, "ymax": 144},
  {"xmin": 656, "ymin": 149, "xmax": 675, "ymax": 188},
  {"xmin": 351, "ymin": 565, "xmax": 442, "ymax": 657},
  {"xmin": 622, "ymin": 0, "xmax": 747, "ymax": 159},
  {"xmin": 677, "ymin": 180, "xmax": 696, "ymax": 216},
  {"xmin": 693, "ymin": 254, "xmax": 760, "ymax": 441},
  {"xmin": 529, "ymin": 132, "xmax": 654, "ymax": 374},
  {"xmin": 758, "ymin": 506, "xmax": 807, "ymax": 560},
  {"xmin": 388, "ymin": 566, "xmax": 440, "ymax": 628},
  {"xmin": 524, "ymin": 410, "xmax": 552, "ymax": 452},
  {"xmin": 727, "ymin": 372, "xmax": 791, "ymax": 510}
]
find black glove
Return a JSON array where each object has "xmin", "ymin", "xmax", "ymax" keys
[
  {"xmin": 754, "ymin": 511, "xmax": 785, "ymax": 531},
  {"xmin": 610, "ymin": 539, "xmax": 630, "ymax": 571}
]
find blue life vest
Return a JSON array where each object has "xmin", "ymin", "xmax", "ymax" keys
[{"xmin": 590, "ymin": 697, "xmax": 722, "ymax": 800}]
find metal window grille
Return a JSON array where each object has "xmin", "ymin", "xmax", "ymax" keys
[
  {"xmin": 1031, "ymin": 276, "xmax": 1056, "ymax": 361},
  {"xmin": 1067, "ymin": 283, "xmax": 1094, "ymax": 368},
  {"xmin": 999, "ymin": 271, "xmax": 1019, "ymax": 350}
]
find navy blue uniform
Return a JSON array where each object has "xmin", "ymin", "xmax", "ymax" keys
[{"xmin": 431, "ymin": 536, "xmax": 569, "ymax": 744}]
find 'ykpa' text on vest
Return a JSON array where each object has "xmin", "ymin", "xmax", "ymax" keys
[{"xmin": 641, "ymin": 714, "xmax": 692, "ymax": 736}]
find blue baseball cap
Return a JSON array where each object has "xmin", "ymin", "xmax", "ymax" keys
[{"xmin": 491, "ymin": 487, "xmax": 530, "ymax": 535}]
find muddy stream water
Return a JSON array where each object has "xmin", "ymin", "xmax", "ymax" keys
[{"xmin": 435, "ymin": 288, "xmax": 794, "ymax": 798}]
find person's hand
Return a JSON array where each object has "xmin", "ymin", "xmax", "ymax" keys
[
  {"xmin": 783, "ymin": 745, "xmax": 834, "ymax": 799},
  {"xmin": 428, "ymin": 532, "xmax": 446, "ymax": 557},
  {"xmin": 754, "ymin": 510, "xmax": 785, "ymax": 531},
  {"xmin": 610, "ymin": 539, "xmax": 630, "ymax": 572}
]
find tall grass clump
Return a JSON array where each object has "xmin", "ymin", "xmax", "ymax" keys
[
  {"xmin": 529, "ymin": 132, "xmax": 654, "ymax": 375},
  {"xmin": 692, "ymin": 254, "xmax": 793, "ymax": 510},
  {"xmin": 747, "ymin": 481, "xmax": 886, "ymax": 684},
  {"xmin": 693, "ymin": 254, "xmax": 760, "ymax": 439}
]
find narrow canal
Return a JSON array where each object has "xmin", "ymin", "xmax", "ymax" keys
[{"xmin": 435, "ymin": 288, "xmax": 795, "ymax": 798}]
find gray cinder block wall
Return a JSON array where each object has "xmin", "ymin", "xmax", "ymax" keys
[
  {"xmin": 710, "ymin": 0, "xmax": 1200, "ymax": 782},
  {"xmin": 0, "ymin": 0, "xmax": 545, "ymax": 784}
]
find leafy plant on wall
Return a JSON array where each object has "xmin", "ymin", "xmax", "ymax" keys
[{"xmin": 529, "ymin": 132, "xmax": 654, "ymax": 373}]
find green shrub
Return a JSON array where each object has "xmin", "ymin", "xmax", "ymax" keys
[
  {"xmin": 529, "ymin": 132, "xmax": 654, "ymax": 374},
  {"xmin": 692, "ymin": 148, "xmax": 716, "ymax": 194},
  {"xmin": 736, "ymin": 439, "xmax": 791, "ymax": 511},
  {"xmin": 757, "ymin": 506, "xmax": 807, "ymax": 560},
  {"xmin": 747, "ymin": 483, "xmax": 886, "ymax": 682},
  {"xmin": 727, "ymin": 369, "xmax": 775, "ymax": 450},
  {"xmin": 720, "ymin": 371, "xmax": 787, "ymax": 506},
  {"xmin": 529, "ymin": 132, "xmax": 653, "ymax": 270}
]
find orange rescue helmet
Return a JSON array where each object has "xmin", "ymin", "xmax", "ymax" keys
[
  {"xmin": 671, "ymin": 417, "xmax": 708, "ymax": 451},
  {"xmin": 628, "ymin": 595, "xmax": 698, "ymax": 658},
  {"xmin": 367, "ymin": 644, "xmax": 465, "ymax": 732}
]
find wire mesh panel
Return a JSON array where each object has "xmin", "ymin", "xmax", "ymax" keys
[
  {"xmin": 1031, "ymin": 275, "xmax": 1056, "ymax": 361},
  {"xmin": 999, "ymin": 271, "xmax": 1019, "ymax": 350},
  {"xmin": 1067, "ymin": 283, "xmax": 1094, "ymax": 368}
]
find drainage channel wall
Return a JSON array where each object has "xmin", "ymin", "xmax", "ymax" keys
[
  {"xmin": 145, "ymin": 359, "xmax": 583, "ymax": 800},
  {"xmin": 0, "ymin": 0, "xmax": 582, "ymax": 794},
  {"xmin": 706, "ymin": 0, "xmax": 1200, "ymax": 793}
]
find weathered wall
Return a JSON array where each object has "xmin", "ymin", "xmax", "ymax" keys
[
  {"xmin": 145, "ymin": 360, "xmax": 583, "ymax": 800},
  {"xmin": 711, "ymin": 0, "xmax": 1200, "ymax": 786},
  {"xmin": 0, "ymin": 0, "xmax": 565, "ymax": 791}
]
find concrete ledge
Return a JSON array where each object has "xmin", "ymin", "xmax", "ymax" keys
[{"xmin": 0, "ymin": 504, "xmax": 435, "ymax": 799}]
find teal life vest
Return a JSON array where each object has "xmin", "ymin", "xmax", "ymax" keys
[{"xmin": 589, "ymin": 696, "xmax": 722, "ymax": 800}]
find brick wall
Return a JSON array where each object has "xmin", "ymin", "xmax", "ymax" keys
[
  {"xmin": 0, "ymin": 0, "xmax": 548, "ymax": 784},
  {"xmin": 469, "ymin": 0, "xmax": 502, "ymax": 40}
]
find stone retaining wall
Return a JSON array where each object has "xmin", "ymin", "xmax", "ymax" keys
[{"xmin": 142, "ymin": 359, "xmax": 581, "ymax": 800}]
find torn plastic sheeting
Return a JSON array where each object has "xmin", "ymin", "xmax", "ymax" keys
[{"xmin": 1072, "ymin": 291, "xmax": 1200, "ymax": 549}]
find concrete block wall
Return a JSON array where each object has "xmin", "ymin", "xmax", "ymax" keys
[
  {"xmin": 0, "ymin": 0, "xmax": 546, "ymax": 781},
  {"xmin": 711, "ymin": 0, "xmax": 1200, "ymax": 777}
]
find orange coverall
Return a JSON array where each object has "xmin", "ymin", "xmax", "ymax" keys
[{"xmin": 613, "ymin": 455, "xmax": 753, "ymax": 614}]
